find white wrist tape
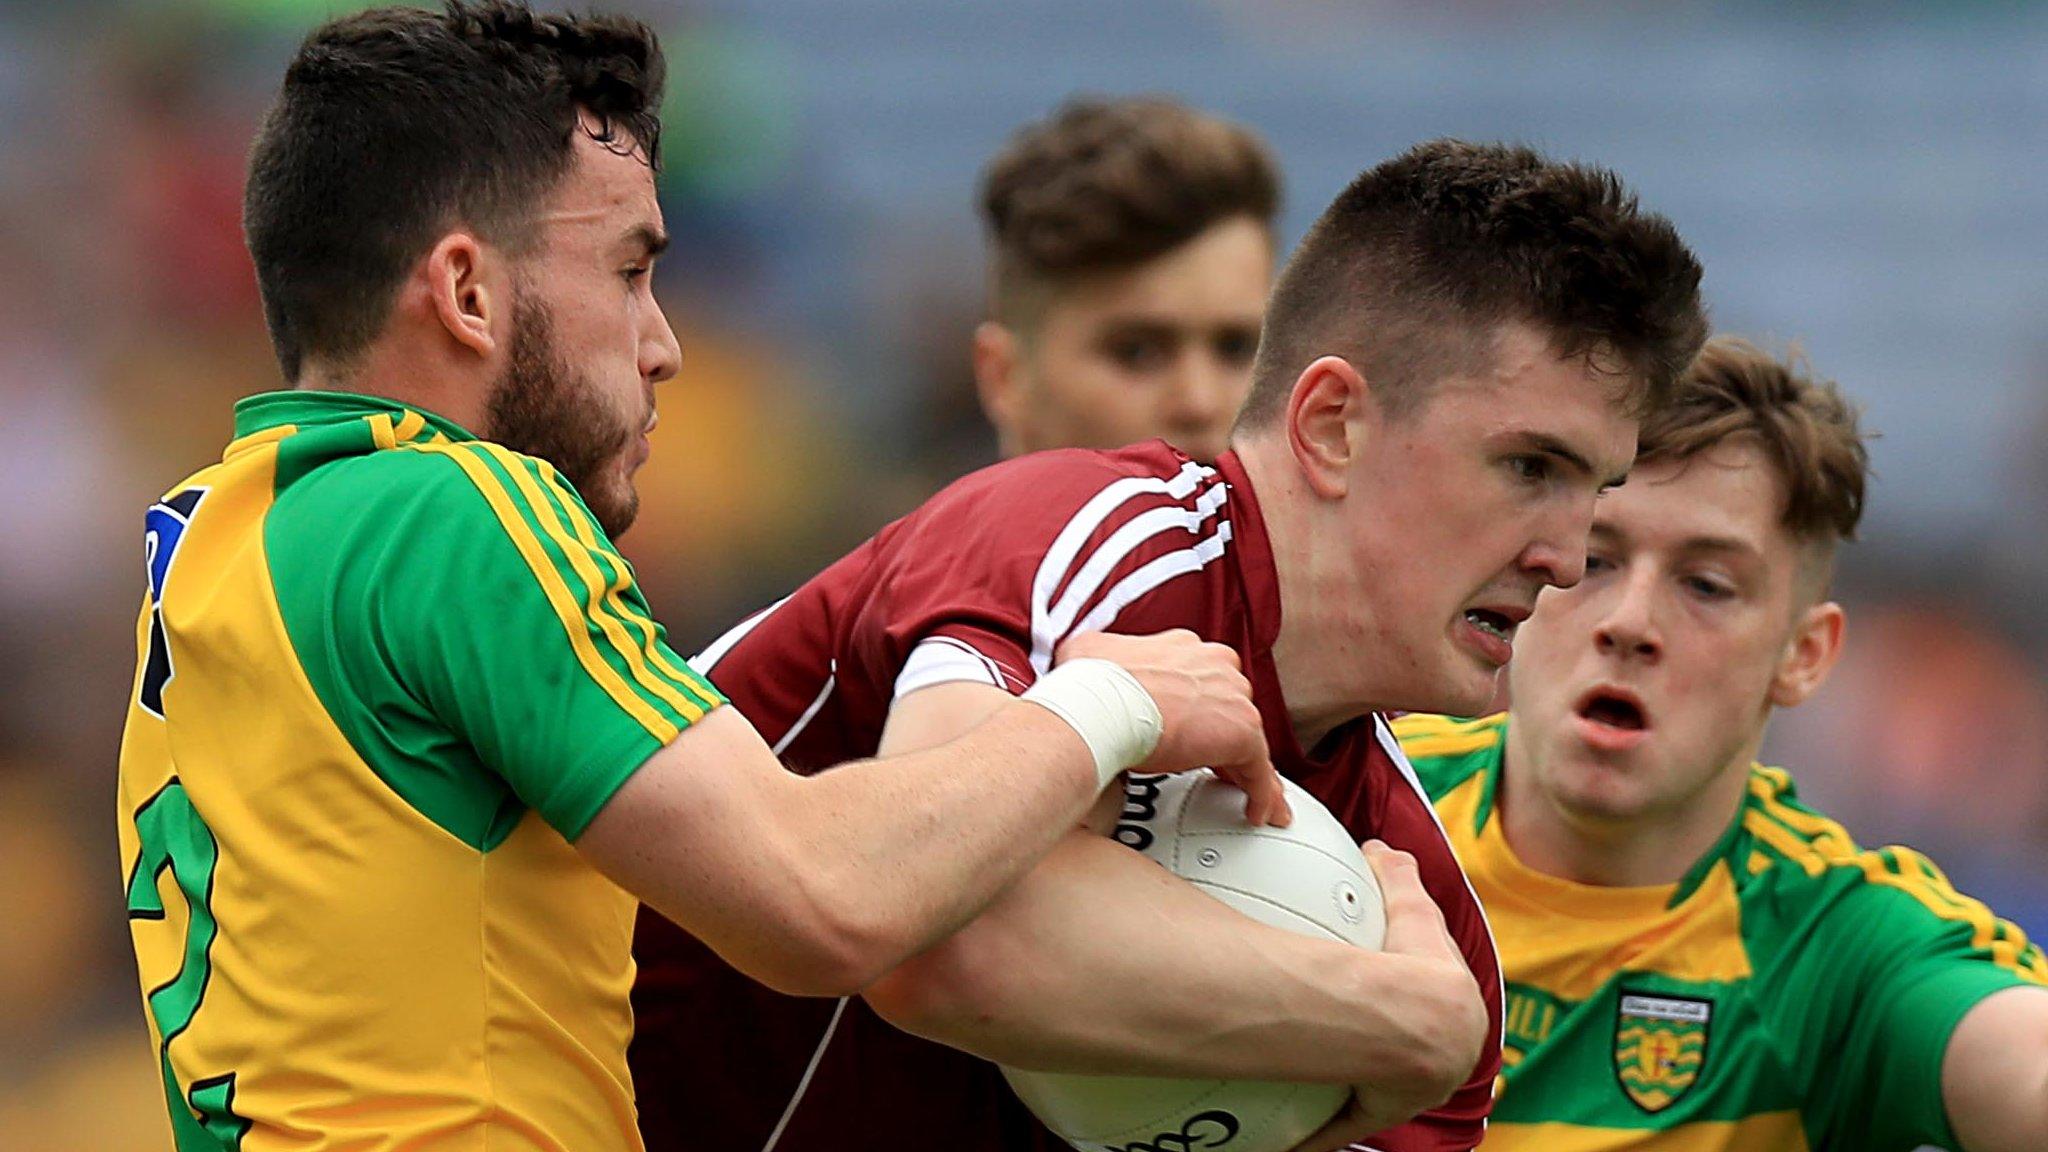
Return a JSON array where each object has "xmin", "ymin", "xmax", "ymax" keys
[{"xmin": 1020, "ymin": 658, "xmax": 1164, "ymax": 790}]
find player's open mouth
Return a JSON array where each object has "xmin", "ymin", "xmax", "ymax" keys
[
  {"xmin": 1459, "ymin": 605, "xmax": 1528, "ymax": 667},
  {"xmin": 1574, "ymin": 685, "xmax": 1652, "ymax": 750},
  {"xmin": 1465, "ymin": 609, "xmax": 1516, "ymax": 643}
]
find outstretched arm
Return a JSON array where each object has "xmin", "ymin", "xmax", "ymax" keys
[
  {"xmin": 1945, "ymin": 986, "xmax": 2048, "ymax": 1152},
  {"xmin": 860, "ymin": 681, "xmax": 1488, "ymax": 1132},
  {"xmin": 579, "ymin": 631, "xmax": 1275, "ymax": 999}
]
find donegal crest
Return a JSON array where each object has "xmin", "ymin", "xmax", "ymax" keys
[{"xmin": 1614, "ymin": 993, "xmax": 1711, "ymax": 1112}]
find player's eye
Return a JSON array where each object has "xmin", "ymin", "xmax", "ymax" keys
[
  {"xmin": 1507, "ymin": 455, "xmax": 1551, "ymax": 485},
  {"xmin": 1105, "ymin": 334, "xmax": 1173, "ymax": 372},
  {"xmin": 1684, "ymin": 574, "xmax": 1734, "ymax": 600},
  {"xmin": 1212, "ymin": 328, "xmax": 1259, "ymax": 366},
  {"xmin": 623, "ymin": 265, "xmax": 652, "ymax": 284},
  {"xmin": 1585, "ymin": 552, "xmax": 1616, "ymax": 575}
]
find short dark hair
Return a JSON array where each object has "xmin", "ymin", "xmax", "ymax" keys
[
  {"xmin": 1640, "ymin": 336, "xmax": 1869, "ymax": 548},
  {"xmin": 979, "ymin": 96, "xmax": 1281, "ymax": 328},
  {"xmin": 1238, "ymin": 140, "xmax": 1706, "ymax": 427},
  {"xmin": 244, "ymin": 0, "xmax": 665, "ymax": 381}
]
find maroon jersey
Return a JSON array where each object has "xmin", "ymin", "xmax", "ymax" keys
[{"xmin": 631, "ymin": 442, "xmax": 1504, "ymax": 1152}]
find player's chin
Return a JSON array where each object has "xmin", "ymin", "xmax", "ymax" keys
[
  {"xmin": 1412, "ymin": 658, "xmax": 1500, "ymax": 719},
  {"xmin": 588, "ymin": 479, "xmax": 641, "ymax": 539},
  {"xmin": 1555, "ymin": 767, "xmax": 1655, "ymax": 822}
]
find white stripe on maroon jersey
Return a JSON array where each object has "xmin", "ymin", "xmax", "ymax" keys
[
  {"xmin": 1373, "ymin": 715, "xmax": 1504, "ymax": 1097},
  {"xmin": 1041, "ymin": 482, "xmax": 1231, "ymax": 655},
  {"xmin": 691, "ymin": 594, "xmax": 792, "ymax": 674},
  {"xmin": 1028, "ymin": 461, "xmax": 1221, "ymax": 675},
  {"xmin": 1065, "ymin": 521, "xmax": 1234, "ymax": 641},
  {"xmin": 758, "ymin": 995, "xmax": 850, "ymax": 1152},
  {"xmin": 772, "ymin": 661, "xmax": 837, "ymax": 756}
]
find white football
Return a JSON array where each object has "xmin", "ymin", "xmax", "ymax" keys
[{"xmin": 1001, "ymin": 770, "xmax": 1386, "ymax": 1152}]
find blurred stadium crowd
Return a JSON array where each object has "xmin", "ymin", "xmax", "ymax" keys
[{"xmin": 0, "ymin": 1, "xmax": 2044, "ymax": 1145}]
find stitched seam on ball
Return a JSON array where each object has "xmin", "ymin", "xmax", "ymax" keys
[
  {"xmin": 1178, "ymin": 829, "xmax": 1375, "ymax": 884},
  {"xmin": 1188, "ymin": 883, "xmax": 1350, "ymax": 942},
  {"xmin": 1169, "ymin": 774, "xmax": 1201, "ymax": 872},
  {"xmin": 1095, "ymin": 1077, "xmax": 1244, "ymax": 1133}
]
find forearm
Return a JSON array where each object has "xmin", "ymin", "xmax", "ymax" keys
[
  {"xmin": 581, "ymin": 702, "xmax": 1103, "ymax": 997},
  {"xmin": 865, "ymin": 832, "xmax": 1474, "ymax": 1086},
  {"xmin": 772, "ymin": 700, "xmax": 1109, "ymax": 975}
]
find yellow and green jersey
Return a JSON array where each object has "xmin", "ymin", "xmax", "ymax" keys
[
  {"xmin": 115, "ymin": 391, "xmax": 723, "ymax": 1151},
  {"xmin": 1394, "ymin": 713, "xmax": 2046, "ymax": 1152}
]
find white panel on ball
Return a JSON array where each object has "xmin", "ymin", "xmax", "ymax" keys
[{"xmin": 1001, "ymin": 770, "xmax": 1386, "ymax": 1152}]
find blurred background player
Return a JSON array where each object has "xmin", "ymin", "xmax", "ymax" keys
[
  {"xmin": 116, "ymin": 5, "xmax": 1280, "ymax": 1148},
  {"xmin": 972, "ymin": 96, "xmax": 1281, "ymax": 462},
  {"xmin": 1395, "ymin": 337, "xmax": 2048, "ymax": 1151},
  {"xmin": 630, "ymin": 138, "xmax": 1710, "ymax": 1152}
]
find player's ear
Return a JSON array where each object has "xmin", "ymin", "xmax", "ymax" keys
[
  {"xmin": 1768, "ymin": 599, "xmax": 1845, "ymax": 709},
  {"xmin": 422, "ymin": 231, "xmax": 502, "ymax": 360},
  {"xmin": 973, "ymin": 321, "xmax": 1026, "ymax": 451},
  {"xmin": 1286, "ymin": 355, "xmax": 1370, "ymax": 500}
]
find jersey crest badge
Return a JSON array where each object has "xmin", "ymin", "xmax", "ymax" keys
[{"xmin": 1614, "ymin": 992, "xmax": 1711, "ymax": 1112}]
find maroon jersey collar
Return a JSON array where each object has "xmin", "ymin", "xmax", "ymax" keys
[{"xmin": 1214, "ymin": 449, "xmax": 1282, "ymax": 654}]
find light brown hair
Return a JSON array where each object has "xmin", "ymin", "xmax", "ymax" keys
[
  {"xmin": 1237, "ymin": 140, "xmax": 1706, "ymax": 427},
  {"xmin": 1639, "ymin": 335, "xmax": 1870, "ymax": 551},
  {"xmin": 979, "ymin": 96, "xmax": 1281, "ymax": 328}
]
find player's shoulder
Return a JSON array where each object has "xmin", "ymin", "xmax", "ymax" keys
[
  {"xmin": 1390, "ymin": 712, "xmax": 1507, "ymax": 802},
  {"xmin": 1734, "ymin": 765, "xmax": 2046, "ymax": 975},
  {"xmin": 928, "ymin": 440, "xmax": 1217, "ymax": 519},
  {"xmin": 1734, "ymin": 763, "xmax": 1909, "ymax": 906},
  {"xmin": 294, "ymin": 437, "xmax": 581, "ymax": 536},
  {"xmin": 886, "ymin": 441, "xmax": 1227, "ymax": 572},
  {"xmin": 268, "ymin": 436, "xmax": 622, "ymax": 615},
  {"xmin": 1732, "ymin": 763, "xmax": 1885, "ymax": 898}
]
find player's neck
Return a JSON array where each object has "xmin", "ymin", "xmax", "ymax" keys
[
  {"xmin": 294, "ymin": 339, "xmax": 491, "ymax": 438},
  {"xmin": 1498, "ymin": 723, "xmax": 1758, "ymax": 888},
  {"xmin": 1237, "ymin": 438, "xmax": 1380, "ymax": 751}
]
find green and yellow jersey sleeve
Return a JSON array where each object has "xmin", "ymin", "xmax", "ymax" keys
[
  {"xmin": 1738, "ymin": 770, "xmax": 2048, "ymax": 1149},
  {"xmin": 265, "ymin": 426, "xmax": 724, "ymax": 847}
]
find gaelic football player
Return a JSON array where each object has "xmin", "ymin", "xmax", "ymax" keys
[
  {"xmin": 1397, "ymin": 338, "xmax": 2048, "ymax": 1151},
  {"xmin": 970, "ymin": 96, "xmax": 1279, "ymax": 463},
  {"xmin": 630, "ymin": 139, "xmax": 1710, "ymax": 1152},
  {"xmin": 115, "ymin": 6, "xmax": 1279, "ymax": 1148}
]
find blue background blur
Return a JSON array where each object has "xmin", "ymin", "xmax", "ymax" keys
[{"xmin": 1, "ymin": 2, "xmax": 2043, "ymax": 1144}]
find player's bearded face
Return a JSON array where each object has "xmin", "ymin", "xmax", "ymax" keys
[
  {"xmin": 484, "ymin": 288, "xmax": 645, "ymax": 538},
  {"xmin": 1505, "ymin": 442, "xmax": 1816, "ymax": 825}
]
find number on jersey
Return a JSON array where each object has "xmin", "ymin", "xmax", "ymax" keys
[{"xmin": 140, "ymin": 488, "xmax": 207, "ymax": 717}]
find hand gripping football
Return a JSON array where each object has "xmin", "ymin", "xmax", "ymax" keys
[{"xmin": 1001, "ymin": 770, "xmax": 1387, "ymax": 1152}]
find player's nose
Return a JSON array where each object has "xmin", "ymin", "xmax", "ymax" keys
[
  {"xmin": 1594, "ymin": 570, "xmax": 1661, "ymax": 660},
  {"xmin": 1521, "ymin": 534, "xmax": 1587, "ymax": 590},
  {"xmin": 642, "ymin": 300, "xmax": 682, "ymax": 384},
  {"xmin": 1164, "ymin": 359, "xmax": 1238, "ymax": 453}
]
